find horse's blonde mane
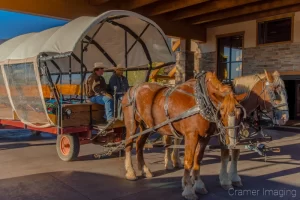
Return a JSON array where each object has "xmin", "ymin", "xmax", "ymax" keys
[
  {"xmin": 233, "ymin": 72, "xmax": 285, "ymax": 95},
  {"xmin": 232, "ymin": 73, "xmax": 266, "ymax": 94}
]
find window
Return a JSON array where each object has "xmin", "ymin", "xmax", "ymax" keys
[
  {"xmin": 258, "ymin": 17, "xmax": 292, "ymax": 45},
  {"xmin": 217, "ymin": 34, "xmax": 243, "ymax": 81}
]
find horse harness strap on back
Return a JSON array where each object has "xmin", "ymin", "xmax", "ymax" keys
[
  {"xmin": 194, "ymin": 72, "xmax": 237, "ymax": 143},
  {"xmin": 123, "ymin": 71, "xmax": 237, "ymax": 142},
  {"xmin": 194, "ymin": 72, "xmax": 218, "ymax": 122},
  {"xmin": 164, "ymin": 85, "xmax": 184, "ymax": 139}
]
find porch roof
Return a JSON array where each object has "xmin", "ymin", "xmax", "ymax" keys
[{"xmin": 1, "ymin": 0, "xmax": 300, "ymax": 42}]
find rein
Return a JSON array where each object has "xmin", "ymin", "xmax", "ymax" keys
[
  {"xmin": 123, "ymin": 71, "xmax": 245, "ymax": 142},
  {"xmin": 255, "ymin": 75, "xmax": 288, "ymax": 114},
  {"xmin": 194, "ymin": 72, "xmax": 245, "ymax": 144}
]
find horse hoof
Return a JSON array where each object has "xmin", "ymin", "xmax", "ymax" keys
[
  {"xmin": 221, "ymin": 184, "xmax": 233, "ymax": 190},
  {"xmin": 195, "ymin": 187, "xmax": 208, "ymax": 195},
  {"xmin": 125, "ymin": 173, "xmax": 137, "ymax": 181},
  {"xmin": 182, "ymin": 185, "xmax": 198, "ymax": 200},
  {"xmin": 165, "ymin": 162, "xmax": 174, "ymax": 170},
  {"xmin": 173, "ymin": 162, "xmax": 183, "ymax": 169},
  {"xmin": 183, "ymin": 194, "xmax": 198, "ymax": 200},
  {"xmin": 232, "ymin": 181, "xmax": 243, "ymax": 187},
  {"xmin": 144, "ymin": 172, "xmax": 153, "ymax": 179}
]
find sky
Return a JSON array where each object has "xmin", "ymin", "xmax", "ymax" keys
[{"xmin": 0, "ymin": 10, "xmax": 68, "ymax": 40}]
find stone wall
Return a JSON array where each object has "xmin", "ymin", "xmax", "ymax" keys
[
  {"xmin": 198, "ymin": 51, "xmax": 217, "ymax": 72},
  {"xmin": 199, "ymin": 43, "xmax": 300, "ymax": 75},
  {"xmin": 175, "ymin": 51, "xmax": 195, "ymax": 83},
  {"xmin": 243, "ymin": 43, "xmax": 300, "ymax": 75}
]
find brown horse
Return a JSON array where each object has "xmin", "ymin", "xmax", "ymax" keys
[
  {"xmin": 165, "ymin": 70, "xmax": 289, "ymax": 191},
  {"xmin": 218, "ymin": 69, "xmax": 289, "ymax": 190},
  {"xmin": 121, "ymin": 72, "xmax": 247, "ymax": 200}
]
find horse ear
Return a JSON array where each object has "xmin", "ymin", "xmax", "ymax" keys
[
  {"xmin": 264, "ymin": 69, "xmax": 274, "ymax": 83},
  {"xmin": 234, "ymin": 93, "xmax": 247, "ymax": 102},
  {"xmin": 273, "ymin": 70, "xmax": 280, "ymax": 77}
]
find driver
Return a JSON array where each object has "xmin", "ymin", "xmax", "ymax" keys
[
  {"xmin": 85, "ymin": 62, "xmax": 114, "ymax": 122},
  {"xmin": 108, "ymin": 66, "xmax": 129, "ymax": 100}
]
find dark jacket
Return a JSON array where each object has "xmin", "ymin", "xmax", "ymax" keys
[
  {"xmin": 85, "ymin": 72, "xmax": 107, "ymax": 98},
  {"xmin": 108, "ymin": 73, "xmax": 129, "ymax": 96}
]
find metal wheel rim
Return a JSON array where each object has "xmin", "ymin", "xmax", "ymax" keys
[{"xmin": 60, "ymin": 136, "xmax": 71, "ymax": 156}]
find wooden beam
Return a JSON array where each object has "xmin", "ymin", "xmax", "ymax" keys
[
  {"xmin": 134, "ymin": 0, "xmax": 209, "ymax": 16},
  {"xmin": 0, "ymin": 0, "xmax": 206, "ymax": 41},
  {"xmin": 172, "ymin": 40, "xmax": 181, "ymax": 51},
  {"xmin": 0, "ymin": 0, "xmax": 100, "ymax": 20},
  {"xmin": 88, "ymin": 0, "xmax": 112, "ymax": 5},
  {"xmin": 189, "ymin": 0, "xmax": 300, "ymax": 24},
  {"xmin": 167, "ymin": 0, "xmax": 263, "ymax": 21},
  {"xmin": 204, "ymin": 4, "xmax": 300, "ymax": 28},
  {"xmin": 280, "ymin": 71, "xmax": 300, "ymax": 76},
  {"xmin": 149, "ymin": 16, "xmax": 206, "ymax": 41},
  {"xmin": 94, "ymin": 0, "xmax": 162, "ymax": 10}
]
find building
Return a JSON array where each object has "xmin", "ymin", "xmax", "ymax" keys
[
  {"xmin": 198, "ymin": 12, "xmax": 300, "ymax": 121},
  {"xmin": 2, "ymin": 0, "xmax": 300, "ymax": 121}
]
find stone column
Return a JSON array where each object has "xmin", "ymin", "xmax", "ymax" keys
[{"xmin": 175, "ymin": 39, "xmax": 195, "ymax": 84}]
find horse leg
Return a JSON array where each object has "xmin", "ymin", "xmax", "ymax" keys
[
  {"xmin": 163, "ymin": 135, "xmax": 174, "ymax": 170},
  {"xmin": 219, "ymin": 149, "xmax": 233, "ymax": 190},
  {"xmin": 191, "ymin": 137, "xmax": 210, "ymax": 195},
  {"xmin": 229, "ymin": 149, "xmax": 243, "ymax": 187},
  {"xmin": 172, "ymin": 138, "xmax": 183, "ymax": 168},
  {"xmin": 124, "ymin": 121, "xmax": 138, "ymax": 181},
  {"xmin": 182, "ymin": 133, "xmax": 198, "ymax": 200},
  {"xmin": 136, "ymin": 126, "xmax": 153, "ymax": 178}
]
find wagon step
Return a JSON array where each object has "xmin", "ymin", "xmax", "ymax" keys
[{"xmin": 92, "ymin": 119, "xmax": 125, "ymax": 130}]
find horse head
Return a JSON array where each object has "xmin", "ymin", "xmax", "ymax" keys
[
  {"xmin": 260, "ymin": 70, "xmax": 289, "ymax": 125},
  {"xmin": 217, "ymin": 92, "xmax": 247, "ymax": 146},
  {"xmin": 205, "ymin": 72, "xmax": 247, "ymax": 146},
  {"xmin": 205, "ymin": 71, "xmax": 232, "ymax": 103}
]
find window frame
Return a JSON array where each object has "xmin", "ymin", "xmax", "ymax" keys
[
  {"xmin": 216, "ymin": 32, "xmax": 244, "ymax": 81},
  {"xmin": 256, "ymin": 13, "xmax": 294, "ymax": 46}
]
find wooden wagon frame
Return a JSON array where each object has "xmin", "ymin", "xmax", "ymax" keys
[{"xmin": 0, "ymin": 10, "xmax": 176, "ymax": 161}]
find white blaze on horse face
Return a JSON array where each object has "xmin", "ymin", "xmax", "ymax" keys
[
  {"xmin": 228, "ymin": 114, "xmax": 236, "ymax": 147},
  {"xmin": 274, "ymin": 80, "xmax": 289, "ymax": 125}
]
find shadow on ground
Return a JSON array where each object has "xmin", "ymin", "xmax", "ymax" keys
[
  {"xmin": 0, "ymin": 170, "xmax": 298, "ymax": 200},
  {"xmin": 0, "ymin": 130, "xmax": 56, "ymax": 143},
  {"xmin": 0, "ymin": 142, "xmax": 56, "ymax": 150}
]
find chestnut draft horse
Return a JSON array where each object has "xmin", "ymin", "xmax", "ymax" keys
[
  {"xmin": 121, "ymin": 71, "xmax": 247, "ymax": 200},
  {"xmin": 165, "ymin": 70, "xmax": 289, "ymax": 192},
  {"xmin": 217, "ymin": 69, "xmax": 289, "ymax": 189}
]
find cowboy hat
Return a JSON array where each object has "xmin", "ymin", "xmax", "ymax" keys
[
  {"xmin": 94, "ymin": 62, "xmax": 107, "ymax": 69},
  {"xmin": 113, "ymin": 66, "xmax": 126, "ymax": 71}
]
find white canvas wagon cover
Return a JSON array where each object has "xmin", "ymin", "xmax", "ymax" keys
[
  {"xmin": 0, "ymin": 10, "xmax": 175, "ymax": 127},
  {"xmin": 0, "ymin": 10, "xmax": 175, "ymax": 71}
]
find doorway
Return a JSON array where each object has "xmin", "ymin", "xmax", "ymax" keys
[
  {"xmin": 217, "ymin": 34, "xmax": 243, "ymax": 81},
  {"xmin": 284, "ymin": 80, "xmax": 296, "ymax": 120}
]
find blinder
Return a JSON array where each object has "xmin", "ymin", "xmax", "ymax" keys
[{"xmin": 264, "ymin": 81, "xmax": 288, "ymax": 110}]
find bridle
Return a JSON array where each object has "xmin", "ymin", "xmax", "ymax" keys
[
  {"xmin": 256, "ymin": 75, "xmax": 288, "ymax": 110},
  {"xmin": 254, "ymin": 75, "xmax": 288, "ymax": 124},
  {"xmin": 194, "ymin": 72, "xmax": 246, "ymax": 146}
]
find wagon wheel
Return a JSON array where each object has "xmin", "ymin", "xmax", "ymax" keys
[
  {"xmin": 56, "ymin": 134, "xmax": 80, "ymax": 161},
  {"xmin": 31, "ymin": 130, "xmax": 41, "ymax": 136}
]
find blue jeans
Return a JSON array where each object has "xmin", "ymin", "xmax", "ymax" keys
[{"xmin": 90, "ymin": 95, "xmax": 114, "ymax": 120}]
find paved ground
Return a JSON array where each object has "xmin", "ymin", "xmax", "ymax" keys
[{"xmin": 0, "ymin": 128, "xmax": 299, "ymax": 200}]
